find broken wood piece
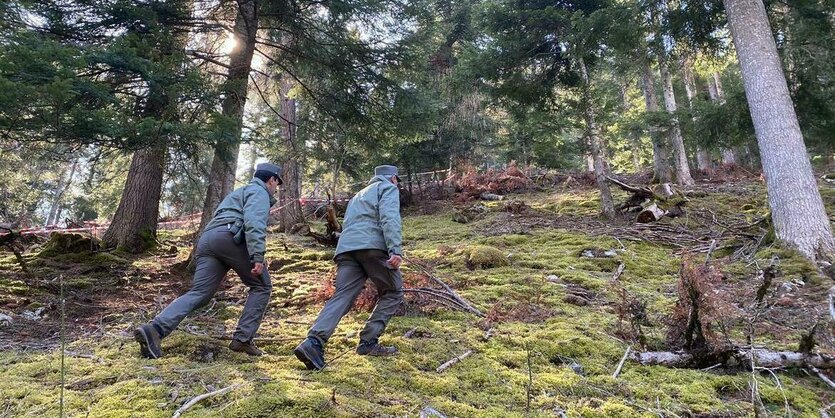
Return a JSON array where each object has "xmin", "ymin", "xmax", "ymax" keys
[
  {"xmin": 437, "ymin": 350, "xmax": 473, "ymax": 373},
  {"xmin": 636, "ymin": 203, "xmax": 666, "ymax": 223},
  {"xmin": 172, "ymin": 383, "xmax": 244, "ymax": 418},
  {"xmin": 612, "ymin": 346, "xmax": 632, "ymax": 378},
  {"xmin": 483, "ymin": 328, "xmax": 493, "ymax": 341},
  {"xmin": 610, "ymin": 263, "xmax": 625, "ymax": 283},
  {"xmin": 479, "ymin": 192, "xmax": 504, "ymax": 201},
  {"xmin": 631, "ymin": 349, "xmax": 835, "ymax": 369}
]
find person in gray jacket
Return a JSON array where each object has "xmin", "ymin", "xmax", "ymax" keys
[
  {"xmin": 134, "ymin": 163, "xmax": 282, "ymax": 358},
  {"xmin": 293, "ymin": 165, "xmax": 404, "ymax": 370}
]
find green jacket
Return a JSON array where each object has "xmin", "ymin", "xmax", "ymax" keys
[
  {"xmin": 335, "ymin": 175, "xmax": 402, "ymax": 257},
  {"xmin": 205, "ymin": 178, "xmax": 277, "ymax": 263}
]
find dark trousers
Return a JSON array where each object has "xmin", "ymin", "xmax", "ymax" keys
[
  {"xmin": 152, "ymin": 227, "xmax": 272, "ymax": 342},
  {"xmin": 308, "ymin": 249, "xmax": 404, "ymax": 345}
]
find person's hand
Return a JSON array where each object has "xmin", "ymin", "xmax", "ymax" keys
[
  {"xmin": 251, "ymin": 262, "xmax": 264, "ymax": 276},
  {"xmin": 386, "ymin": 254, "xmax": 402, "ymax": 269}
]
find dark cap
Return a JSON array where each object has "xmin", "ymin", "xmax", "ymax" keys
[
  {"xmin": 255, "ymin": 162, "xmax": 283, "ymax": 185},
  {"xmin": 374, "ymin": 165, "xmax": 400, "ymax": 182}
]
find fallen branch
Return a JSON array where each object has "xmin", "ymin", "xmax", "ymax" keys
[
  {"xmin": 808, "ymin": 365, "xmax": 835, "ymax": 390},
  {"xmin": 631, "ymin": 349, "xmax": 835, "ymax": 369},
  {"xmin": 172, "ymin": 383, "xmax": 244, "ymax": 418},
  {"xmin": 612, "ymin": 346, "xmax": 632, "ymax": 378},
  {"xmin": 437, "ymin": 350, "xmax": 473, "ymax": 373},
  {"xmin": 404, "ymin": 257, "xmax": 484, "ymax": 317}
]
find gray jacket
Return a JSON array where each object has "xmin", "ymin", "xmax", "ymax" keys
[
  {"xmin": 205, "ymin": 178, "xmax": 276, "ymax": 263},
  {"xmin": 335, "ymin": 175, "xmax": 402, "ymax": 257}
]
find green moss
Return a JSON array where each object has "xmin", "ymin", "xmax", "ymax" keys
[
  {"xmin": 0, "ymin": 185, "xmax": 831, "ymax": 417},
  {"xmin": 462, "ymin": 245, "xmax": 509, "ymax": 269}
]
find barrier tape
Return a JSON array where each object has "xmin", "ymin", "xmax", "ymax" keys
[{"xmin": 2, "ymin": 196, "xmax": 353, "ymax": 237}]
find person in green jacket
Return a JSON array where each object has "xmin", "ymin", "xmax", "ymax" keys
[
  {"xmin": 293, "ymin": 165, "xmax": 404, "ymax": 370},
  {"xmin": 134, "ymin": 163, "xmax": 282, "ymax": 358}
]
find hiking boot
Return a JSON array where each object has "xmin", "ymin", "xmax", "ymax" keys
[
  {"xmin": 134, "ymin": 324, "xmax": 163, "ymax": 359},
  {"xmin": 229, "ymin": 339, "xmax": 263, "ymax": 356},
  {"xmin": 293, "ymin": 338, "xmax": 326, "ymax": 370},
  {"xmin": 356, "ymin": 340, "xmax": 398, "ymax": 356}
]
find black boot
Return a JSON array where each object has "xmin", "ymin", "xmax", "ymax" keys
[
  {"xmin": 293, "ymin": 337, "xmax": 326, "ymax": 370},
  {"xmin": 134, "ymin": 324, "xmax": 163, "ymax": 359},
  {"xmin": 356, "ymin": 340, "xmax": 398, "ymax": 356},
  {"xmin": 229, "ymin": 339, "xmax": 264, "ymax": 356}
]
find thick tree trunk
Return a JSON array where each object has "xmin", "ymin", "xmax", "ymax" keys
[
  {"xmin": 277, "ymin": 73, "xmax": 305, "ymax": 232},
  {"xmin": 103, "ymin": 66, "xmax": 174, "ymax": 253},
  {"xmin": 660, "ymin": 63, "xmax": 695, "ymax": 186},
  {"xmin": 46, "ymin": 159, "xmax": 78, "ymax": 226},
  {"xmin": 724, "ymin": 0, "xmax": 835, "ymax": 260},
  {"xmin": 640, "ymin": 62, "xmax": 672, "ymax": 184},
  {"xmin": 193, "ymin": 0, "xmax": 259, "ymax": 238},
  {"xmin": 579, "ymin": 59, "xmax": 615, "ymax": 220},
  {"xmin": 102, "ymin": 145, "xmax": 167, "ymax": 252}
]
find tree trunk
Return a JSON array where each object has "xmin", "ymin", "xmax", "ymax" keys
[
  {"xmin": 277, "ymin": 73, "xmax": 305, "ymax": 233},
  {"xmin": 641, "ymin": 62, "xmax": 672, "ymax": 184},
  {"xmin": 724, "ymin": 0, "xmax": 835, "ymax": 260},
  {"xmin": 660, "ymin": 63, "xmax": 695, "ymax": 186},
  {"xmin": 102, "ymin": 145, "xmax": 167, "ymax": 252},
  {"xmin": 579, "ymin": 59, "xmax": 615, "ymax": 220},
  {"xmin": 193, "ymin": 0, "xmax": 259, "ymax": 241},
  {"xmin": 46, "ymin": 158, "xmax": 79, "ymax": 226},
  {"xmin": 682, "ymin": 61, "xmax": 710, "ymax": 172}
]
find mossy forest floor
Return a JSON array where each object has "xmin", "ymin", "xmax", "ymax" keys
[{"xmin": 1, "ymin": 175, "xmax": 834, "ymax": 417}]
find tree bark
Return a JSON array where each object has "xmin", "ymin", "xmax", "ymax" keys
[
  {"xmin": 632, "ymin": 349, "xmax": 834, "ymax": 369},
  {"xmin": 46, "ymin": 158, "xmax": 79, "ymax": 226},
  {"xmin": 579, "ymin": 58, "xmax": 615, "ymax": 220},
  {"xmin": 724, "ymin": 0, "xmax": 835, "ymax": 260},
  {"xmin": 277, "ymin": 73, "xmax": 305, "ymax": 233},
  {"xmin": 640, "ymin": 62, "xmax": 672, "ymax": 184},
  {"xmin": 193, "ymin": 0, "xmax": 259, "ymax": 242},
  {"xmin": 660, "ymin": 63, "xmax": 695, "ymax": 186}
]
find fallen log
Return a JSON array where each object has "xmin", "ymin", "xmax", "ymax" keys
[
  {"xmin": 631, "ymin": 349, "xmax": 835, "ymax": 369},
  {"xmin": 606, "ymin": 176, "xmax": 686, "ymax": 223}
]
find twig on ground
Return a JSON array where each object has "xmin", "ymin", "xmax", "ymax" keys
[
  {"xmin": 612, "ymin": 346, "xmax": 631, "ymax": 378},
  {"xmin": 404, "ymin": 257, "xmax": 484, "ymax": 317},
  {"xmin": 437, "ymin": 350, "xmax": 473, "ymax": 373},
  {"xmin": 172, "ymin": 383, "xmax": 244, "ymax": 418}
]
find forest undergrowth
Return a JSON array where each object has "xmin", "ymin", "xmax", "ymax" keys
[{"xmin": 0, "ymin": 174, "xmax": 833, "ymax": 417}]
